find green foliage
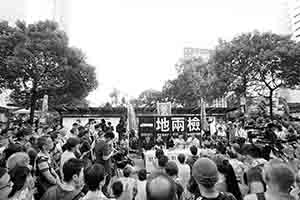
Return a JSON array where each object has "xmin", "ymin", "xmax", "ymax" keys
[{"xmin": 0, "ymin": 20, "xmax": 98, "ymax": 122}]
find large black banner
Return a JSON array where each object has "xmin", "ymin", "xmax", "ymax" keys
[{"xmin": 138, "ymin": 115, "xmax": 201, "ymax": 142}]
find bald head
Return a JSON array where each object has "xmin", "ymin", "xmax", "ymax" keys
[{"xmin": 146, "ymin": 173, "xmax": 177, "ymax": 200}]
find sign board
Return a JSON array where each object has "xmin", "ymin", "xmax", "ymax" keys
[
  {"xmin": 157, "ymin": 102, "xmax": 172, "ymax": 115},
  {"xmin": 138, "ymin": 115, "xmax": 201, "ymax": 142}
]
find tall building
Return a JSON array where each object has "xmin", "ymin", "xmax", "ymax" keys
[{"xmin": 0, "ymin": 0, "xmax": 28, "ymax": 24}]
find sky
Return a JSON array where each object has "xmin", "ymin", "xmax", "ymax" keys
[{"xmin": 26, "ymin": 0, "xmax": 292, "ymax": 105}]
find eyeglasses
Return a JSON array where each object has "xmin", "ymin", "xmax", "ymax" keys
[{"xmin": 0, "ymin": 178, "xmax": 13, "ymax": 190}]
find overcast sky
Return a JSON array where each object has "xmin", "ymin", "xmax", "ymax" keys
[{"xmin": 27, "ymin": 0, "xmax": 291, "ymax": 105}]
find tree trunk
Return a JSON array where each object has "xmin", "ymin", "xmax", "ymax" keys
[
  {"xmin": 269, "ymin": 90, "xmax": 273, "ymax": 119},
  {"xmin": 29, "ymin": 82, "xmax": 37, "ymax": 125}
]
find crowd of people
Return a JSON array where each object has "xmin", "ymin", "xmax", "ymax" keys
[{"xmin": 0, "ymin": 116, "xmax": 300, "ymax": 200}]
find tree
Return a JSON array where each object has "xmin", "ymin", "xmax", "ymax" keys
[
  {"xmin": 162, "ymin": 58, "xmax": 220, "ymax": 107},
  {"xmin": 210, "ymin": 32, "xmax": 300, "ymax": 118},
  {"xmin": 210, "ymin": 33, "xmax": 261, "ymax": 107},
  {"xmin": 251, "ymin": 33, "xmax": 300, "ymax": 118},
  {"xmin": 0, "ymin": 20, "xmax": 98, "ymax": 123},
  {"xmin": 134, "ymin": 89, "xmax": 163, "ymax": 107}
]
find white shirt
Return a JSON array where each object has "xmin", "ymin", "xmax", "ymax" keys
[
  {"xmin": 217, "ymin": 130, "xmax": 226, "ymax": 137},
  {"xmin": 135, "ymin": 180, "xmax": 147, "ymax": 200},
  {"xmin": 118, "ymin": 177, "xmax": 137, "ymax": 200},
  {"xmin": 82, "ymin": 190, "xmax": 108, "ymax": 200},
  {"xmin": 236, "ymin": 128, "xmax": 247, "ymax": 138},
  {"xmin": 177, "ymin": 163, "xmax": 190, "ymax": 189},
  {"xmin": 187, "ymin": 137, "xmax": 200, "ymax": 148},
  {"xmin": 60, "ymin": 151, "xmax": 76, "ymax": 178},
  {"xmin": 174, "ymin": 138, "xmax": 185, "ymax": 149}
]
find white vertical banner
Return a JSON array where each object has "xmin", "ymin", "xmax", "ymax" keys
[
  {"xmin": 40, "ymin": 95, "xmax": 48, "ymax": 123},
  {"xmin": 157, "ymin": 102, "xmax": 172, "ymax": 115}
]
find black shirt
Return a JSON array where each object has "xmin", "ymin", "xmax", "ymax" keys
[{"xmin": 142, "ymin": 140, "xmax": 154, "ymax": 150}]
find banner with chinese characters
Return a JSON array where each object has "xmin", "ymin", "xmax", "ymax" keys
[{"xmin": 138, "ymin": 115, "xmax": 201, "ymax": 142}]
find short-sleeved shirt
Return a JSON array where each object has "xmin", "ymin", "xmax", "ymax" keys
[
  {"xmin": 94, "ymin": 140, "xmax": 112, "ymax": 174},
  {"xmin": 36, "ymin": 152, "xmax": 52, "ymax": 174}
]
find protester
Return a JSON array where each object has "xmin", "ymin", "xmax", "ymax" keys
[
  {"xmin": 60, "ymin": 137, "xmax": 80, "ymax": 178},
  {"xmin": 0, "ymin": 167, "xmax": 13, "ymax": 200},
  {"xmin": 165, "ymin": 161, "xmax": 184, "ymax": 200},
  {"xmin": 8, "ymin": 165, "xmax": 35, "ymax": 200},
  {"xmin": 177, "ymin": 153, "xmax": 190, "ymax": 190},
  {"xmin": 35, "ymin": 135, "xmax": 59, "ymax": 199},
  {"xmin": 213, "ymin": 155, "xmax": 243, "ymax": 200},
  {"xmin": 117, "ymin": 166, "xmax": 137, "ymax": 200},
  {"xmin": 186, "ymin": 145, "xmax": 199, "ymax": 170},
  {"xmin": 146, "ymin": 172, "xmax": 178, "ymax": 200},
  {"xmin": 192, "ymin": 158, "xmax": 237, "ymax": 200},
  {"xmin": 244, "ymin": 162, "xmax": 295, "ymax": 200},
  {"xmin": 136, "ymin": 169, "xmax": 147, "ymax": 200},
  {"xmin": 244, "ymin": 166, "xmax": 265, "ymax": 194},
  {"xmin": 41, "ymin": 158, "xmax": 84, "ymax": 200},
  {"xmin": 82, "ymin": 164, "xmax": 108, "ymax": 200}
]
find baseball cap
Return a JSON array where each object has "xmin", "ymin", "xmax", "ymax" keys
[{"xmin": 192, "ymin": 158, "xmax": 218, "ymax": 188}]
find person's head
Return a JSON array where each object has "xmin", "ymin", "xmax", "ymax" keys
[
  {"xmin": 108, "ymin": 122, "xmax": 112, "ymax": 126},
  {"xmin": 123, "ymin": 166, "xmax": 132, "ymax": 178},
  {"xmin": 138, "ymin": 169, "xmax": 147, "ymax": 181},
  {"xmin": 0, "ymin": 168, "xmax": 13, "ymax": 200},
  {"xmin": 72, "ymin": 123, "xmax": 79, "ymax": 129},
  {"xmin": 104, "ymin": 131, "xmax": 115, "ymax": 144},
  {"xmin": 165, "ymin": 161, "xmax": 178, "ymax": 178},
  {"xmin": 37, "ymin": 135, "xmax": 53, "ymax": 152},
  {"xmin": 190, "ymin": 145, "xmax": 198, "ymax": 156},
  {"xmin": 70, "ymin": 128, "xmax": 78, "ymax": 135},
  {"xmin": 63, "ymin": 158, "xmax": 85, "ymax": 188},
  {"xmin": 263, "ymin": 162, "xmax": 295, "ymax": 193},
  {"xmin": 146, "ymin": 173, "xmax": 177, "ymax": 200},
  {"xmin": 64, "ymin": 137, "xmax": 80, "ymax": 152},
  {"xmin": 214, "ymin": 155, "xmax": 242, "ymax": 200},
  {"xmin": 80, "ymin": 140, "xmax": 91, "ymax": 154},
  {"xmin": 84, "ymin": 164, "xmax": 105, "ymax": 192},
  {"xmin": 112, "ymin": 181, "xmax": 123, "ymax": 199},
  {"xmin": 177, "ymin": 154, "xmax": 185, "ymax": 164},
  {"xmin": 158, "ymin": 155, "xmax": 169, "ymax": 168},
  {"xmin": 6, "ymin": 152, "xmax": 31, "ymax": 172},
  {"xmin": 155, "ymin": 149, "xmax": 164, "ymax": 159},
  {"xmin": 146, "ymin": 136, "xmax": 151, "ymax": 142},
  {"xmin": 244, "ymin": 166, "xmax": 265, "ymax": 194},
  {"xmin": 192, "ymin": 158, "xmax": 219, "ymax": 191},
  {"xmin": 8, "ymin": 166, "xmax": 34, "ymax": 198},
  {"xmin": 94, "ymin": 124, "xmax": 101, "ymax": 131}
]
